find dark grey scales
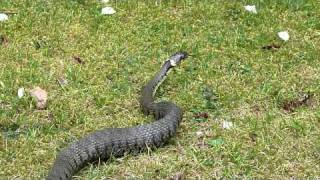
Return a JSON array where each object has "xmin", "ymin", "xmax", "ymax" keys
[{"xmin": 47, "ymin": 52, "xmax": 189, "ymax": 179}]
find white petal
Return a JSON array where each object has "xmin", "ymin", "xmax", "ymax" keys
[
  {"xmin": 101, "ymin": 7, "xmax": 116, "ymax": 15},
  {"xmin": 18, "ymin": 88, "xmax": 25, "ymax": 98},
  {"xmin": 278, "ymin": 31, "xmax": 290, "ymax": 41},
  {"xmin": 222, "ymin": 121, "xmax": 233, "ymax": 129},
  {"xmin": 244, "ymin": 5, "xmax": 257, "ymax": 14},
  {"xmin": 101, "ymin": 0, "xmax": 110, "ymax": 3},
  {"xmin": 196, "ymin": 131, "xmax": 204, "ymax": 136},
  {"xmin": 0, "ymin": 13, "xmax": 9, "ymax": 21}
]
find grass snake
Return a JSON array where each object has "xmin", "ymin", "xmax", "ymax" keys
[{"xmin": 47, "ymin": 52, "xmax": 188, "ymax": 179}]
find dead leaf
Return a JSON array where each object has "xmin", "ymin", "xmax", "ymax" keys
[
  {"xmin": 193, "ymin": 112, "xmax": 209, "ymax": 119},
  {"xmin": 30, "ymin": 87, "xmax": 48, "ymax": 109},
  {"xmin": 57, "ymin": 77, "xmax": 68, "ymax": 87},
  {"xmin": 282, "ymin": 93, "xmax": 312, "ymax": 112},
  {"xmin": 45, "ymin": 112, "xmax": 54, "ymax": 121},
  {"xmin": 33, "ymin": 40, "xmax": 41, "ymax": 50},
  {"xmin": 251, "ymin": 104, "xmax": 262, "ymax": 113},
  {"xmin": 196, "ymin": 141, "xmax": 209, "ymax": 149},
  {"xmin": 72, "ymin": 56, "xmax": 84, "ymax": 64},
  {"xmin": 249, "ymin": 132, "xmax": 258, "ymax": 142},
  {"xmin": 167, "ymin": 172, "xmax": 185, "ymax": 180},
  {"xmin": 262, "ymin": 44, "xmax": 280, "ymax": 50},
  {"xmin": 0, "ymin": 35, "xmax": 9, "ymax": 46}
]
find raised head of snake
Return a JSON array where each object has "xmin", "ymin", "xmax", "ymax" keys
[{"xmin": 46, "ymin": 51, "xmax": 188, "ymax": 180}]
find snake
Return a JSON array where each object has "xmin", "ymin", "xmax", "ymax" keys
[{"xmin": 46, "ymin": 52, "xmax": 188, "ymax": 179}]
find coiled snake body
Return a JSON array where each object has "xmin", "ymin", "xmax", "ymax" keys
[{"xmin": 47, "ymin": 52, "xmax": 188, "ymax": 179}]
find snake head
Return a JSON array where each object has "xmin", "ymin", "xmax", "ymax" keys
[{"xmin": 169, "ymin": 51, "xmax": 188, "ymax": 67}]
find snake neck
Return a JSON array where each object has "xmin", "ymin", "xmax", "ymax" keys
[
  {"xmin": 140, "ymin": 51, "xmax": 188, "ymax": 112},
  {"xmin": 140, "ymin": 60, "xmax": 173, "ymax": 114}
]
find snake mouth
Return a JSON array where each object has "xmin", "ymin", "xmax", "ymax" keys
[{"xmin": 169, "ymin": 51, "xmax": 188, "ymax": 66}]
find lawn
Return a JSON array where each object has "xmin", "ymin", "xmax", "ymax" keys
[{"xmin": 0, "ymin": 0, "xmax": 320, "ymax": 179}]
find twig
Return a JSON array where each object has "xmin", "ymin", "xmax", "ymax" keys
[{"xmin": 0, "ymin": 10, "xmax": 18, "ymax": 14}]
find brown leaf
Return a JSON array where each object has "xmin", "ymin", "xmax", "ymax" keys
[
  {"xmin": 262, "ymin": 44, "xmax": 281, "ymax": 50},
  {"xmin": 72, "ymin": 56, "xmax": 84, "ymax": 64},
  {"xmin": 30, "ymin": 87, "xmax": 48, "ymax": 109},
  {"xmin": 196, "ymin": 141, "xmax": 209, "ymax": 149},
  {"xmin": 0, "ymin": 100, "xmax": 11, "ymax": 110},
  {"xmin": 45, "ymin": 112, "xmax": 54, "ymax": 121},
  {"xmin": 249, "ymin": 132, "xmax": 258, "ymax": 142},
  {"xmin": 193, "ymin": 112, "xmax": 209, "ymax": 119},
  {"xmin": 0, "ymin": 35, "xmax": 9, "ymax": 46},
  {"xmin": 57, "ymin": 77, "xmax": 68, "ymax": 87},
  {"xmin": 282, "ymin": 93, "xmax": 312, "ymax": 112}
]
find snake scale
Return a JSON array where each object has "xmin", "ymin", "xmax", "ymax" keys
[{"xmin": 47, "ymin": 52, "xmax": 188, "ymax": 179}]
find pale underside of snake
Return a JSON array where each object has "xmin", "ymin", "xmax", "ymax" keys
[{"xmin": 46, "ymin": 52, "xmax": 188, "ymax": 179}]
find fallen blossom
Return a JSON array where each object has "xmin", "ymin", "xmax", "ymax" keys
[
  {"xmin": 101, "ymin": 7, "xmax": 116, "ymax": 15},
  {"xmin": 222, "ymin": 121, "xmax": 233, "ymax": 129},
  {"xmin": 30, "ymin": 87, "xmax": 48, "ymax": 109},
  {"xmin": 18, "ymin": 87, "xmax": 25, "ymax": 98},
  {"xmin": 244, "ymin": 5, "xmax": 257, "ymax": 14},
  {"xmin": 196, "ymin": 131, "xmax": 204, "ymax": 137},
  {"xmin": 0, "ymin": 13, "xmax": 8, "ymax": 21},
  {"xmin": 278, "ymin": 31, "xmax": 290, "ymax": 41}
]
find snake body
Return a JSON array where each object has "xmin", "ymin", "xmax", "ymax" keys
[{"xmin": 46, "ymin": 52, "xmax": 188, "ymax": 179}]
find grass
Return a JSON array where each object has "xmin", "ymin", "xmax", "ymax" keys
[{"xmin": 1, "ymin": 0, "xmax": 320, "ymax": 179}]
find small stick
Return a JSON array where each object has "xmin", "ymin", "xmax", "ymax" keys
[{"xmin": 0, "ymin": 10, "xmax": 18, "ymax": 14}]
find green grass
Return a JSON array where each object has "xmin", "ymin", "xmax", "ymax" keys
[{"xmin": 1, "ymin": 0, "xmax": 320, "ymax": 179}]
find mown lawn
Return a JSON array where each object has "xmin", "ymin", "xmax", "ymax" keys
[{"xmin": 1, "ymin": 0, "xmax": 320, "ymax": 179}]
